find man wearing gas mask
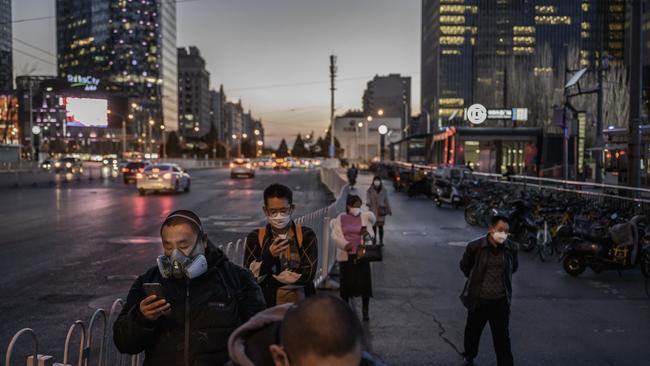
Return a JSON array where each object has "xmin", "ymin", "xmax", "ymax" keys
[
  {"xmin": 459, "ymin": 215, "xmax": 518, "ymax": 366},
  {"xmin": 113, "ymin": 210, "xmax": 266, "ymax": 366},
  {"xmin": 244, "ymin": 183, "xmax": 318, "ymax": 307}
]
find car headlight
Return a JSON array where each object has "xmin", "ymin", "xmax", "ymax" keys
[
  {"xmin": 163, "ymin": 173, "xmax": 172, "ymax": 179},
  {"xmin": 55, "ymin": 162, "xmax": 61, "ymax": 167},
  {"xmin": 230, "ymin": 163, "xmax": 234, "ymax": 168},
  {"xmin": 136, "ymin": 173, "xmax": 143, "ymax": 179},
  {"xmin": 66, "ymin": 162, "xmax": 72, "ymax": 168},
  {"xmin": 245, "ymin": 163, "xmax": 252, "ymax": 169}
]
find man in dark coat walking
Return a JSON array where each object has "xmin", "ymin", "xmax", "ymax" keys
[
  {"xmin": 460, "ymin": 215, "xmax": 518, "ymax": 366},
  {"xmin": 113, "ymin": 210, "xmax": 266, "ymax": 366}
]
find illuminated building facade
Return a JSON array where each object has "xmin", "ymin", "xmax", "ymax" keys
[
  {"xmin": 178, "ymin": 46, "xmax": 210, "ymax": 138},
  {"xmin": 0, "ymin": 0, "xmax": 12, "ymax": 91},
  {"xmin": 55, "ymin": 0, "xmax": 178, "ymax": 135},
  {"xmin": 421, "ymin": 0, "xmax": 629, "ymax": 126}
]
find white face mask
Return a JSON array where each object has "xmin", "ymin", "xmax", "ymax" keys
[
  {"xmin": 349, "ymin": 207, "xmax": 361, "ymax": 216},
  {"xmin": 373, "ymin": 181, "xmax": 381, "ymax": 187},
  {"xmin": 268, "ymin": 212, "xmax": 292, "ymax": 229},
  {"xmin": 491, "ymin": 231, "xmax": 508, "ymax": 244}
]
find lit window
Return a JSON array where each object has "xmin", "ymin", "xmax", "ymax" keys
[
  {"xmin": 440, "ymin": 36, "xmax": 465, "ymax": 45},
  {"xmin": 609, "ymin": 4, "xmax": 624, "ymax": 12},
  {"xmin": 534, "ymin": 5, "xmax": 557, "ymax": 14},
  {"xmin": 440, "ymin": 5, "xmax": 465, "ymax": 13},
  {"xmin": 439, "ymin": 98, "xmax": 464, "ymax": 107},
  {"xmin": 609, "ymin": 41, "xmax": 623, "ymax": 50},
  {"xmin": 513, "ymin": 26, "xmax": 535, "ymax": 35},
  {"xmin": 442, "ymin": 49, "xmax": 461, "ymax": 55},
  {"xmin": 581, "ymin": 22, "xmax": 590, "ymax": 30},
  {"xmin": 609, "ymin": 23, "xmax": 624, "ymax": 31},
  {"xmin": 581, "ymin": 31, "xmax": 590, "ymax": 39},
  {"xmin": 582, "ymin": 2, "xmax": 590, "ymax": 11},
  {"xmin": 513, "ymin": 46, "xmax": 534, "ymax": 54},
  {"xmin": 439, "ymin": 108, "xmax": 464, "ymax": 117},
  {"xmin": 533, "ymin": 67, "xmax": 553, "ymax": 76},
  {"xmin": 440, "ymin": 26, "xmax": 465, "ymax": 34},
  {"xmin": 513, "ymin": 36, "xmax": 535, "ymax": 45},
  {"xmin": 534, "ymin": 16, "xmax": 571, "ymax": 25},
  {"xmin": 440, "ymin": 15, "xmax": 465, "ymax": 24}
]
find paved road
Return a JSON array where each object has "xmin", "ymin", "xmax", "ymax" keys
[
  {"xmin": 0, "ymin": 168, "xmax": 331, "ymax": 362},
  {"xmin": 350, "ymin": 174, "xmax": 650, "ymax": 366}
]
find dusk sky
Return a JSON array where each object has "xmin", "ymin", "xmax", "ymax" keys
[{"xmin": 12, "ymin": 0, "xmax": 421, "ymax": 147}]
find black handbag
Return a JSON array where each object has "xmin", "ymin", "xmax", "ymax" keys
[{"xmin": 357, "ymin": 234, "xmax": 383, "ymax": 262}]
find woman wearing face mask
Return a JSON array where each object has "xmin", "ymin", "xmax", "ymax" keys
[
  {"xmin": 330, "ymin": 195, "xmax": 376, "ymax": 321},
  {"xmin": 366, "ymin": 176, "xmax": 391, "ymax": 246},
  {"xmin": 459, "ymin": 215, "xmax": 519, "ymax": 366}
]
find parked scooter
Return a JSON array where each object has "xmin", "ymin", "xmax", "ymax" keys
[
  {"xmin": 561, "ymin": 215, "xmax": 650, "ymax": 277},
  {"xmin": 433, "ymin": 181, "xmax": 463, "ymax": 208}
]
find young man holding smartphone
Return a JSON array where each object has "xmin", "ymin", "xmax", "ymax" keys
[
  {"xmin": 113, "ymin": 210, "xmax": 266, "ymax": 366},
  {"xmin": 245, "ymin": 183, "xmax": 319, "ymax": 307}
]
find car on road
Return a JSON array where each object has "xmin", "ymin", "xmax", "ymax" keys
[
  {"xmin": 258, "ymin": 157, "xmax": 274, "ymax": 169},
  {"xmin": 40, "ymin": 159, "xmax": 55, "ymax": 171},
  {"xmin": 272, "ymin": 158, "xmax": 290, "ymax": 170},
  {"xmin": 136, "ymin": 163, "xmax": 191, "ymax": 195},
  {"xmin": 230, "ymin": 158, "xmax": 255, "ymax": 178},
  {"xmin": 54, "ymin": 157, "xmax": 83, "ymax": 174},
  {"xmin": 122, "ymin": 161, "xmax": 151, "ymax": 184},
  {"xmin": 295, "ymin": 158, "xmax": 312, "ymax": 169}
]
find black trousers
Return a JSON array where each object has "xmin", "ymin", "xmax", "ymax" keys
[{"xmin": 463, "ymin": 297, "xmax": 514, "ymax": 366}]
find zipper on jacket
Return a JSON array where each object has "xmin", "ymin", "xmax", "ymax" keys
[{"xmin": 184, "ymin": 279, "xmax": 190, "ymax": 366}]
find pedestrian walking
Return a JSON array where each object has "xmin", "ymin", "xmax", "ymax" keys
[
  {"xmin": 330, "ymin": 194, "xmax": 376, "ymax": 321},
  {"xmin": 228, "ymin": 294, "xmax": 385, "ymax": 366},
  {"xmin": 366, "ymin": 176, "xmax": 391, "ymax": 246},
  {"xmin": 113, "ymin": 210, "xmax": 266, "ymax": 366},
  {"xmin": 245, "ymin": 183, "xmax": 318, "ymax": 307},
  {"xmin": 459, "ymin": 215, "xmax": 518, "ymax": 366},
  {"xmin": 347, "ymin": 164, "xmax": 359, "ymax": 187}
]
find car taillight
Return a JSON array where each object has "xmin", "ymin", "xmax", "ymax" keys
[
  {"xmin": 136, "ymin": 173, "xmax": 143, "ymax": 179},
  {"xmin": 163, "ymin": 173, "xmax": 172, "ymax": 179},
  {"xmin": 122, "ymin": 168, "xmax": 129, "ymax": 173},
  {"xmin": 396, "ymin": 177, "xmax": 400, "ymax": 181}
]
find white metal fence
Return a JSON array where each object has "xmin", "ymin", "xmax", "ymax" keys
[{"xmin": 4, "ymin": 168, "xmax": 349, "ymax": 366}]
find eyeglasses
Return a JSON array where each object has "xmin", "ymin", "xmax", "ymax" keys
[{"xmin": 266, "ymin": 207, "xmax": 293, "ymax": 215}]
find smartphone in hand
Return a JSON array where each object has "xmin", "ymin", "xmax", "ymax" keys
[{"xmin": 143, "ymin": 283, "xmax": 163, "ymax": 299}]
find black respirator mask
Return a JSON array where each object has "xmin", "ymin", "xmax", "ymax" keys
[{"xmin": 157, "ymin": 211, "xmax": 208, "ymax": 280}]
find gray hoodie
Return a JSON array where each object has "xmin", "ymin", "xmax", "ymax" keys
[{"xmin": 227, "ymin": 304, "xmax": 386, "ymax": 366}]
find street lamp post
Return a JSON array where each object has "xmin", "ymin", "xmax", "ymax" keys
[
  {"xmin": 148, "ymin": 119, "xmax": 154, "ymax": 156},
  {"xmin": 378, "ymin": 124, "xmax": 388, "ymax": 162},
  {"xmin": 160, "ymin": 124, "xmax": 166, "ymax": 159},
  {"xmin": 365, "ymin": 116, "xmax": 371, "ymax": 162}
]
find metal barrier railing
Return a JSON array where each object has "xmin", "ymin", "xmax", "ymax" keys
[
  {"xmin": 4, "ymin": 168, "xmax": 348, "ymax": 366},
  {"xmin": 385, "ymin": 160, "xmax": 650, "ymax": 209}
]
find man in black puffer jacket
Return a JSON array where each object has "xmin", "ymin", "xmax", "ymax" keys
[{"xmin": 113, "ymin": 210, "xmax": 266, "ymax": 366}]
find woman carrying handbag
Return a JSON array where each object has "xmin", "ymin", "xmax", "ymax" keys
[
  {"xmin": 366, "ymin": 176, "xmax": 392, "ymax": 246},
  {"xmin": 330, "ymin": 195, "xmax": 377, "ymax": 321}
]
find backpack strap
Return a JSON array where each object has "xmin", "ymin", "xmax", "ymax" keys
[
  {"xmin": 258, "ymin": 227, "xmax": 267, "ymax": 248},
  {"xmin": 295, "ymin": 223, "xmax": 303, "ymax": 248}
]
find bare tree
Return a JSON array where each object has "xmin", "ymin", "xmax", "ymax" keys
[{"xmin": 602, "ymin": 64, "xmax": 629, "ymax": 129}]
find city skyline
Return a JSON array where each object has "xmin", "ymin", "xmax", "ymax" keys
[{"xmin": 11, "ymin": 0, "xmax": 421, "ymax": 147}]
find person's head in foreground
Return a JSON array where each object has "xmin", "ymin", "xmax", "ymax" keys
[{"xmin": 269, "ymin": 294, "xmax": 365, "ymax": 366}]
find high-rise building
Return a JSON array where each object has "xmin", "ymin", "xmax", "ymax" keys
[
  {"xmin": 421, "ymin": 0, "xmax": 627, "ymax": 126},
  {"xmin": 0, "ymin": 0, "xmax": 12, "ymax": 91},
  {"xmin": 177, "ymin": 46, "xmax": 210, "ymax": 138},
  {"xmin": 209, "ymin": 86, "xmax": 226, "ymax": 141},
  {"xmin": 224, "ymin": 100, "xmax": 243, "ymax": 149},
  {"xmin": 55, "ymin": 0, "xmax": 178, "ymax": 133},
  {"xmin": 362, "ymin": 74, "xmax": 411, "ymax": 132}
]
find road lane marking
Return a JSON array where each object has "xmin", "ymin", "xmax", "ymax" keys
[{"xmin": 448, "ymin": 241, "xmax": 467, "ymax": 247}]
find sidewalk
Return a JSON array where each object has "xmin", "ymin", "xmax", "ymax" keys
[
  {"xmin": 346, "ymin": 173, "xmax": 650, "ymax": 366},
  {"xmin": 347, "ymin": 173, "xmax": 483, "ymax": 365}
]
